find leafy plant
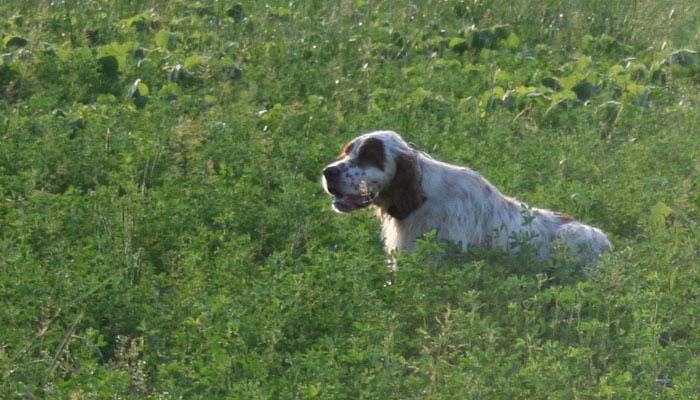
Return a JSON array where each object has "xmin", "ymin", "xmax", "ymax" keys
[{"xmin": 2, "ymin": 0, "xmax": 700, "ymax": 398}]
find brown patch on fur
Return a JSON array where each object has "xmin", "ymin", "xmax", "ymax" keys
[
  {"xmin": 357, "ymin": 137, "xmax": 385, "ymax": 170},
  {"xmin": 375, "ymin": 151, "xmax": 426, "ymax": 220},
  {"xmin": 338, "ymin": 140, "xmax": 355, "ymax": 158},
  {"xmin": 555, "ymin": 212, "xmax": 574, "ymax": 222}
]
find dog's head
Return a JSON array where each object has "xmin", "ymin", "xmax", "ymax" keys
[{"xmin": 321, "ymin": 131, "xmax": 426, "ymax": 220}]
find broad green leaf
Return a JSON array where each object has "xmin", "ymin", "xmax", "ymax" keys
[
  {"xmin": 155, "ymin": 29, "xmax": 178, "ymax": 50},
  {"xmin": 448, "ymin": 37, "xmax": 468, "ymax": 53},
  {"xmin": 184, "ymin": 55, "xmax": 207, "ymax": 71},
  {"xmin": 98, "ymin": 41, "xmax": 136, "ymax": 72},
  {"xmin": 502, "ymin": 33, "xmax": 521, "ymax": 49},
  {"xmin": 649, "ymin": 202, "xmax": 673, "ymax": 231}
]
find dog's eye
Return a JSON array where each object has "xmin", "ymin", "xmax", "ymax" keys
[{"xmin": 357, "ymin": 137, "xmax": 385, "ymax": 170}]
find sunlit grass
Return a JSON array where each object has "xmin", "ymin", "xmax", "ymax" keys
[{"xmin": 1, "ymin": 0, "xmax": 700, "ymax": 398}]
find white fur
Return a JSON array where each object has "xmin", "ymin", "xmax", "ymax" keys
[{"xmin": 323, "ymin": 131, "xmax": 611, "ymax": 263}]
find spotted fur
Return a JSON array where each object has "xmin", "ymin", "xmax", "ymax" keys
[{"xmin": 322, "ymin": 131, "xmax": 611, "ymax": 264}]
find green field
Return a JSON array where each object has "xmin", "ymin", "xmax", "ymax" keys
[{"xmin": 2, "ymin": 1, "xmax": 700, "ymax": 398}]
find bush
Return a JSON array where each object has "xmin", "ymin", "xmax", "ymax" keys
[{"xmin": 2, "ymin": 0, "xmax": 700, "ymax": 398}]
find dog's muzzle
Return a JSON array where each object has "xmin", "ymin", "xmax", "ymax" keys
[{"xmin": 323, "ymin": 166, "xmax": 373, "ymax": 213}]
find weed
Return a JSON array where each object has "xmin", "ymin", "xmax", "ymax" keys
[{"xmin": 2, "ymin": 0, "xmax": 700, "ymax": 398}]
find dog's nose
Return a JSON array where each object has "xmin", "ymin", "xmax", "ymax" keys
[
  {"xmin": 323, "ymin": 166, "xmax": 342, "ymax": 195},
  {"xmin": 323, "ymin": 166, "xmax": 340, "ymax": 181}
]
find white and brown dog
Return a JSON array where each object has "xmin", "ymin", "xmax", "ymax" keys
[{"xmin": 322, "ymin": 131, "xmax": 611, "ymax": 263}]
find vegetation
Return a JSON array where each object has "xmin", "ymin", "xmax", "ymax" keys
[{"xmin": 2, "ymin": 0, "xmax": 700, "ymax": 398}]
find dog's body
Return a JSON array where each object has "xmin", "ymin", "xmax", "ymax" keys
[{"xmin": 322, "ymin": 131, "xmax": 611, "ymax": 263}]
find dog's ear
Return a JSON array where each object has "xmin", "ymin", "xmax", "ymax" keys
[{"xmin": 378, "ymin": 151, "xmax": 426, "ymax": 220}]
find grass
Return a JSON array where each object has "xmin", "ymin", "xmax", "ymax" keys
[{"xmin": 1, "ymin": 0, "xmax": 700, "ymax": 398}]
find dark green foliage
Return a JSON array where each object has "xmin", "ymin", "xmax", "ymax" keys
[
  {"xmin": 2, "ymin": 0, "xmax": 700, "ymax": 398},
  {"xmin": 227, "ymin": 4, "xmax": 246, "ymax": 23},
  {"xmin": 5, "ymin": 36, "xmax": 29, "ymax": 48}
]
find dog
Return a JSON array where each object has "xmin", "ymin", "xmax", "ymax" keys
[{"xmin": 322, "ymin": 131, "xmax": 611, "ymax": 264}]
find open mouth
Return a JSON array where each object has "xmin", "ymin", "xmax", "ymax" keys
[
  {"xmin": 332, "ymin": 194, "xmax": 372, "ymax": 213},
  {"xmin": 324, "ymin": 178, "xmax": 377, "ymax": 213}
]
